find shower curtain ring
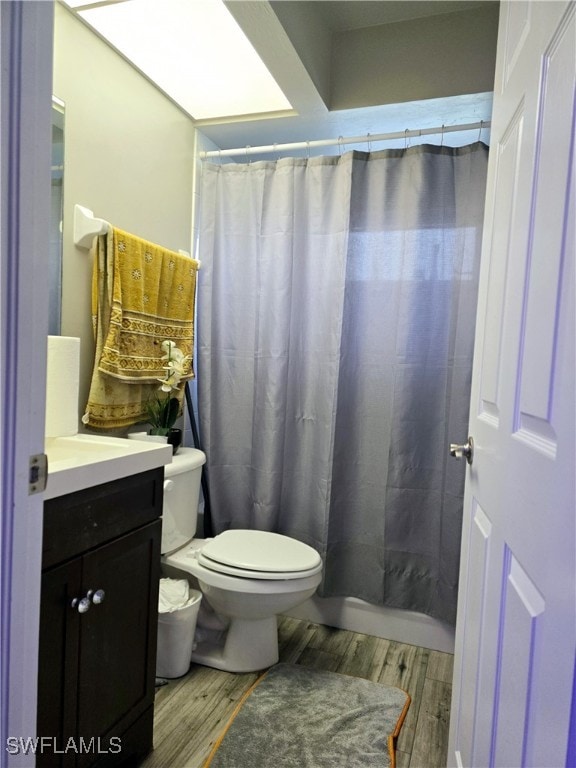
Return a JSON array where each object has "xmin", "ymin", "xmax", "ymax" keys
[
  {"xmin": 306, "ymin": 140, "xmax": 310, "ymax": 159},
  {"xmin": 245, "ymin": 145, "xmax": 251, "ymax": 164},
  {"xmin": 367, "ymin": 133, "xmax": 372, "ymax": 152},
  {"xmin": 478, "ymin": 120, "xmax": 484, "ymax": 142},
  {"xmin": 440, "ymin": 124, "xmax": 445, "ymax": 147},
  {"xmin": 404, "ymin": 129, "xmax": 409, "ymax": 149},
  {"xmin": 338, "ymin": 136, "xmax": 346, "ymax": 155}
]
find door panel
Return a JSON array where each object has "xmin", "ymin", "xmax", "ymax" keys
[
  {"xmin": 454, "ymin": 501, "xmax": 493, "ymax": 766},
  {"xmin": 492, "ymin": 553, "xmax": 545, "ymax": 767},
  {"xmin": 478, "ymin": 106, "xmax": 521, "ymax": 424},
  {"xmin": 515, "ymin": 9, "xmax": 574, "ymax": 446}
]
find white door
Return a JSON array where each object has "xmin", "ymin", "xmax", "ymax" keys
[{"xmin": 448, "ymin": 2, "xmax": 575, "ymax": 767}]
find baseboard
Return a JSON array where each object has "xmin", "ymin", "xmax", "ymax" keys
[{"xmin": 285, "ymin": 595, "xmax": 455, "ymax": 654}]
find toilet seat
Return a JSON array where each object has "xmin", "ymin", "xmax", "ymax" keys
[{"xmin": 198, "ymin": 530, "xmax": 322, "ymax": 581}]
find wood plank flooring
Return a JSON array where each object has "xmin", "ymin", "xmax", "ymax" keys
[{"xmin": 142, "ymin": 615, "xmax": 453, "ymax": 768}]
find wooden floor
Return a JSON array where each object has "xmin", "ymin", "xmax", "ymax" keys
[{"xmin": 142, "ymin": 615, "xmax": 453, "ymax": 768}]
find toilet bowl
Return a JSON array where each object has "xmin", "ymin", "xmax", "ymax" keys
[{"xmin": 160, "ymin": 450, "xmax": 323, "ymax": 673}]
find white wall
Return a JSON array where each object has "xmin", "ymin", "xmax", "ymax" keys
[
  {"xmin": 53, "ymin": 3, "xmax": 197, "ymax": 428},
  {"xmin": 331, "ymin": 4, "xmax": 499, "ymax": 111}
]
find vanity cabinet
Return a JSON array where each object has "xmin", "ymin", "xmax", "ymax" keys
[{"xmin": 37, "ymin": 468, "xmax": 164, "ymax": 768}]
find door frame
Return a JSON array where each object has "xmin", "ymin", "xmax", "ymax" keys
[{"xmin": 1, "ymin": 2, "xmax": 54, "ymax": 764}]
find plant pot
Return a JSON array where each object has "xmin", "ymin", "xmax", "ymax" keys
[
  {"xmin": 127, "ymin": 432, "xmax": 168, "ymax": 444},
  {"xmin": 167, "ymin": 428, "xmax": 182, "ymax": 455}
]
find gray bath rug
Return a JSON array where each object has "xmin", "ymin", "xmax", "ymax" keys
[{"xmin": 204, "ymin": 663, "xmax": 410, "ymax": 768}]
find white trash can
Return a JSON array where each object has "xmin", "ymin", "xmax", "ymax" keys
[{"xmin": 156, "ymin": 578, "xmax": 202, "ymax": 678}]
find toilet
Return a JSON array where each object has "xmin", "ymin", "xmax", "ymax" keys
[{"xmin": 161, "ymin": 448, "xmax": 323, "ymax": 673}]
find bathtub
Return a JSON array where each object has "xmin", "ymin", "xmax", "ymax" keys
[{"xmin": 286, "ymin": 595, "xmax": 455, "ymax": 654}]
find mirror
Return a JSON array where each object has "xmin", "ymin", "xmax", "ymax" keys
[{"xmin": 49, "ymin": 97, "xmax": 65, "ymax": 335}]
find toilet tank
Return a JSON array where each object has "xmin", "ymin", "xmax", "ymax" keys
[{"xmin": 161, "ymin": 448, "xmax": 206, "ymax": 555}]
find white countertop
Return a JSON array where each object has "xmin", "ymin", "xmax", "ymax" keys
[{"xmin": 44, "ymin": 433, "xmax": 173, "ymax": 500}]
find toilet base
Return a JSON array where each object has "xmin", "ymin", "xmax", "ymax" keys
[{"xmin": 190, "ymin": 615, "xmax": 279, "ymax": 673}]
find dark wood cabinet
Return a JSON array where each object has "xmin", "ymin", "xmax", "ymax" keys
[{"xmin": 38, "ymin": 468, "xmax": 164, "ymax": 768}]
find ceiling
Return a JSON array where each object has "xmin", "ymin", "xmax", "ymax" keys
[
  {"xmin": 280, "ymin": 0, "xmax": 488, "ymax": 32},
  {"xmin": 201, "ymin": 0, "xmax": 498, "ymax": 155},
  {"xmin": 64, "ymin": 0, "xmax": 498, "ymax": 155}
]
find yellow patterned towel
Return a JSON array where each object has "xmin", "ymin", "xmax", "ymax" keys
[
  {"xmin": 83, "ymin": 228, "xmax": 199, "ymax": 430},
  {"xmin": 99, "ymin": 227, "xmax": 198, "ymax": 382}
]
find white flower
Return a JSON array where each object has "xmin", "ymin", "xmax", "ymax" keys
[
  {"xmin": 160, "ymin": 340, "xmax": 176, "ymax": 355},
  {"xmin": 156, "ymin": 340, "xmax": 190, "ymax": 392},
  {"xmin": 147, "ymin": 340, "xmax": 189, "ymax": 434}
]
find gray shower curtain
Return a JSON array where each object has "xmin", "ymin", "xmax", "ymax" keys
[{"xmin": 197, "ymin": 143, "xmax": 488, "ymax": 624}]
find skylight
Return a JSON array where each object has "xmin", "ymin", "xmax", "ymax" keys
[{"xmin": 61, "ymin": 0, "xmax": 293, "ymax": 121}]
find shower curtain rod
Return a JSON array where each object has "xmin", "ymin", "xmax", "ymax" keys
[{"xmin": 199, "ymin": 120, "xmax": 491, "ymax": 159}]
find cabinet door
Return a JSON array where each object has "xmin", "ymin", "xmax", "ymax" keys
[
  {"xmin": 37, "ymin": 557, "xmax": 82, "ymax": 768},
  {"xmin": 76, "ymin": 520, "xmax": 161, "ymax": 764}
]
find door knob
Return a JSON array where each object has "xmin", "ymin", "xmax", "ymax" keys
[{"xmin": 450, "ymin": 436, "xmax": 474, "ymax": 465}]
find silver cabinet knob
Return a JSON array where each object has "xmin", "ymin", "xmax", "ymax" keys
[
  {"xmin": 71, "ymin": 589, "xmax": 106, "ymax": 613},
  {"xmin": 71, "ymin": 597, "xmax": 91, "ymax": 613},
  {"xmin": 450, "ymin": 436, "xmax": 474, "ymax": 465},
  {"xmin": 88, "ymin": 589, "xmax": 105, "ymax": 605}
]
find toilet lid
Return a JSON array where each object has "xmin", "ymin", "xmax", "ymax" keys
[{"xmin": 198, "ymin": 530, "xmax": 322, "ymax": 580}]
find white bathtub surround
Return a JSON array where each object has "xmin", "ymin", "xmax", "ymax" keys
[{"xmin": 286, "ymin": 595, "xmax": 455, "ymax": 654}]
